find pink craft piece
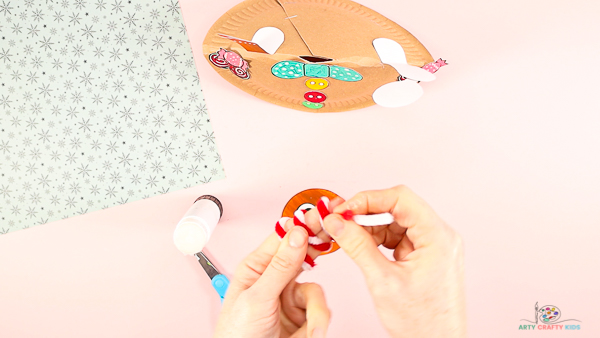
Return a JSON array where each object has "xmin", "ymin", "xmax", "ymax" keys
[
  {"xmin": 208, "ymin": 48, "xmax": 250, "ymax": 79},
  {"xmin": 217, "ymin": 48, "xmax": 248, "ymax": 70},
  {"xmin": 422, "ymin": 58, "xmax": 448, "ymax": 74}
]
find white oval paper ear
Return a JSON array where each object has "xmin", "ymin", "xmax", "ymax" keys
[
  {"xmin": 374, "ymin": 38, "xmax": 435, "ymax": 82},
  {"xmin": 373, "ymin": 38, "xmax": 408, "ymax": 65},
  {"xmin": 390, "ymin": 63, "xmax": 436, "ymax": 82},
  {"xmin": 252, "ymin": 27, "xmax": 285, "ymax": 55},
  {"xmin": 373, "ymin": 81, "xmax": 423, "ymax": 108}
]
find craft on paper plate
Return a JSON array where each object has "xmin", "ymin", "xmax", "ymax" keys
[
  {"xmin": 203, "ymin": 0, "xmax": 446, "ymax": 112},
  {"xmin": 278, "ymin": 189, "xmax": 394, "ymax": 270},
  {"xmin": 209, "ymin": 48, "xmax": 251, "ymax": 79}
]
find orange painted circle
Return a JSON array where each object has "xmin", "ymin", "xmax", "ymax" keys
[
  {"xmin": 320, "ymin": 240, "xmax": 340, "ymax": 255},
  {"xmin": 282, "ymin": 188, "xmax": 341, "ymax": 255}
]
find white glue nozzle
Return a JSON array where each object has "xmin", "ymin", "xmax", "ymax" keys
[
  {"xmin": 173, "ymin": 221, "xmax": 209, "ymax": 255},
  {"xmin": 173, "ymin": 195, "xmax": 222, "ymax": 255}
]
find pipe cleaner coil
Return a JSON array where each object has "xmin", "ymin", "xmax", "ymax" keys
[{"xmin": 276, "ymin": 196, "xmax": 335, "ymax": 270}]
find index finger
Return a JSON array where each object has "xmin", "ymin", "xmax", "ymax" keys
[
  {"xmin": 225, "ymin": 233, "xmax": 282, "ymax": 301},
  {"xmin": 332, "ymin": 185, "xmax": 444, "ymax": 248}
]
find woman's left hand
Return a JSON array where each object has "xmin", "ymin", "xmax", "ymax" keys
[{"xmin": 214, "ymin": 227, "xmax": 330, "ymax": 338}]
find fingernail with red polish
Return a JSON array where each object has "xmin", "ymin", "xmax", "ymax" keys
[{"xmin": 341, "ymin": 209, "xmax": 354, "ymax": 221}]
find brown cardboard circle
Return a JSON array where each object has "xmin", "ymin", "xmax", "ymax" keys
[
  {"xmin": 203, "ymin": 0, "xmax": 434, "ymax": 113},
  {"xmin": 282, "ymin": 188, "xmax": 341, "ymax": 255}
]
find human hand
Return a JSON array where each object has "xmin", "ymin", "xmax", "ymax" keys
[
  {"xmin": 214, "ymin": 227, "xmax": 330, "ymax": 338},
  {"xmin": 322, "ymin": 186, "xmax": 466, "ymax": 338}
]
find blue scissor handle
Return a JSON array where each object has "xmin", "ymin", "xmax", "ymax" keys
[{"xmin": 211, "ymin": 274, "xmax": 230, "ymax": 303}]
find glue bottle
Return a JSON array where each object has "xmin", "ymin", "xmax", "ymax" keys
[{"xmin": 173, "ymin": 195, "xmax": 223, "ymax": 255}]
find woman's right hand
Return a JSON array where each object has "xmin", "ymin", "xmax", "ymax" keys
[{"xmin": 322, "ymin": 186, "xmax": 466, "ymax": 338}]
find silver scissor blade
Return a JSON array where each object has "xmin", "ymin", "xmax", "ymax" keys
[{"xmin": 195, "ymin": 252, "xmax": 219, "ymax": 280}]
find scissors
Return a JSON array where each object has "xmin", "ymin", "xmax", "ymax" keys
[{"xmin": 195, "ymin": 252, "xmax": 230, "ymax": 303}]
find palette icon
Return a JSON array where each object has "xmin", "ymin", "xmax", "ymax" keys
[{"xmin": 538, "ymin": 305, "xmax": 561, "ymax": 323}]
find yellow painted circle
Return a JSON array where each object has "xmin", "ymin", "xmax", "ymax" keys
[{"xmin": 305, "ymin": 78, "xmax": 329, "ymax": 90}]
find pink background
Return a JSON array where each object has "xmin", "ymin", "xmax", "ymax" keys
[{"xmin": 1, "ymin": 0, "xmax": 599, "ymax": 336}]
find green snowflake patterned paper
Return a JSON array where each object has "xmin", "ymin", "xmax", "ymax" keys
[{"xmin": 0, "ymin": 0, "xmax": 225, "ymax": 233}]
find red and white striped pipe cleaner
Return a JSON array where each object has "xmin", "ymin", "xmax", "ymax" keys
[{"xmin": 275, "ymin": 196, "xmax": 333, "ymax": 271}]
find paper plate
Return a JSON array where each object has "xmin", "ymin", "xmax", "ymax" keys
[{"xmin": 203, "ymin": 0, "xmax": 434, "ymax": 112}]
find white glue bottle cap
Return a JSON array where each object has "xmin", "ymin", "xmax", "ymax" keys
[{"xmin": 173, "ymin": 195, "xmax": 223, "ymax": 255}]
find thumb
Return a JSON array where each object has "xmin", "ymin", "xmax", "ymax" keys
[
  {"xmin": 250, "ymin": 227, "xmax": 308, "ymax": 300},
  {"xmin": 323, "ymin": 214, "xmax": 390, "ymax": 278}
]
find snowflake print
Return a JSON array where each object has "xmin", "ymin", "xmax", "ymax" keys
[
  {"xmin": 166, "ymin": 0, "xmax": 179, "ymax": 15},
  {"xmin": 0, "ymin": 0, "xmax": 223, "ymax": 234},
  {"xmin": 121, "ymin": 60, "xmax": 135, "ymax": 75},
  {"xmin": 73, "ymin": 0, "xmax": 86, "ymax": 10},
  {"xmin": 95, "ymin": 0, "xmax": 106, "ymax": 10},
  {"xmin": 81, "ymin": 24, "xmax": 96, "ymax": 39},
  {"xmin": 72, "ymin": 44, "xmax": 85, "ymax": 57},
  {"xmin": 32, "ymin": 9, "xmax": 44, "ymax": 22},
  {"xmin": 157, "ymin": 20, "xmax": 170, "ymax": 34},
  {"xmin": 114, "ymin": 32, "xmax": 127, "ymax": 45},
  {"xmin": 111, "ymin": 0, "xmax": 124, "ymax": 13},
  {"xmin": 203, "ymin": 131, "xmax": 216, "ymax": 145},
  {"xmin": 112, "ymin": 80, "xmax": 125, "ymax": 92},
  {"xmin": 0, "ymin": 1, "xmax": 14, "ymax": 16},
  {"xmin": 0, "ymin": 48, "xmax": 14, "ymax": 64},
  {"xmin": 162, "ymin": 95, "xmax": 176, "ymax": 110},
  {"xmin": 149, "ymin": 9, "xmax": 160, "ymax": 20},
  {"xmin": 123, "ymin": 12, "xmax": 137, "ymax": 27},
  {"xmin": 0, "ymin": 95, "xmax": 12, "ymax": 108},
  {"xmin": 193, "ymin": 150, "xmax": 205, "ymax": 163},
  {"xmin": 39, "ymin": 36, "xmax": 54, "ymax": 51},
  {"xmin": 152, "ymin": 36, "xmax": 165, "ymax": 49}
]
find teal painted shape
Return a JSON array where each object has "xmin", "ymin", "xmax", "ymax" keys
[
  {"xmin": 304, "ymin": 64, "xmax": 329, "ymax": 78},
  {"xmin": 271, "ymin": 61, "xmax": 363, "ymax": 82},
  {"xmin": 271, "ymin": 61, "xmax": 305, "ymax": 79},
  {"xmin": 329, "ymin": 65, "xmax": 363, "ymax": 82}
]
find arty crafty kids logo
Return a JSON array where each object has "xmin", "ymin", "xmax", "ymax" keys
[{"xmin": 519, "ymin": 302, "xmax": 581, "ymax": 331}]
